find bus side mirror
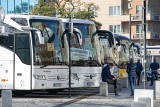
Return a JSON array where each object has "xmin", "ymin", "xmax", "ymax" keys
[
  {"xmin": 75, "ymin": 31, "xmax": 82, "ymax": 46},
  {"xmin": 117, "ymin": 45, "xmax": 123, "ymax": 52},
  {"xmin": 21, "ymin": 27, "xmax": 44, "ymax": 44},
  {"xmin": 36, "ymin": 30, "xmax": 44, "ymax": 44},
  {"xmin": 73, "ymin": 28, "xmax": 82, "ymax": 46}
]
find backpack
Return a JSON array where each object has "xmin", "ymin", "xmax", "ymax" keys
[{"xmin": 136, "ymin": 63, "xmax": 143, "ymax": 73}]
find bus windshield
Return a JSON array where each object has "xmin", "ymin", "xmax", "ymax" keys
[
  {"xmin": 30, "ymin": 19, "xmax": 64, "ymax": 65},
  {"xmin": 64, "ymin": 22, "xmax": 96, "ymax": 65}
]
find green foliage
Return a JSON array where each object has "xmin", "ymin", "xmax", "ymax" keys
[
  {"xmin": 32, "ymin": 0, "xmax": 57, "ymax": 16},
  {"xmin": 74, "ymin": 10, "xmax": 95, "ymax": 19},
  {"xmin": 32, "ymin": 0, "xmax": 102, "ymax": 29}
]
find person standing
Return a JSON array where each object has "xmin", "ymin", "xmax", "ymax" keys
[
  {"xmin": 101, "ymin": 63, "xmax": 118, "ymax": 96},
  {"xmin": 149, "ymin": 58, "xmax": 159, "ymax": 86},
  {"xmin": 127, "ymin": 58, "xmax": 137, "ymax": 96},
  {"xmin": 136, "ymin": 59, "xmax": 143, "ymax": 85}
]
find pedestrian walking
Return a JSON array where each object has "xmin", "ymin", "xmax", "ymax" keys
[
  {"xmin": 149, "ymin": 58, "xmax": 159, "ymax": 86},
  {"xmin": 126, "ymin": 58, "xmax": 137, "ymax": 96},
  {"xmin": 136, "ymin": 59, "xmax": 143, "ymax": 85},
  {"xmin": 101, "ymin": 63, "xmax": 119, "ymax": 96}
]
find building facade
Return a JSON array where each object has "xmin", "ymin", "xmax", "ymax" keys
[
  {"xmin": 83, "ymin": 0, "xmax": 160, "ymax": 45},
  {"xmin": 0, "ymin": 0, "xmax": 38, "ymax": 14}
]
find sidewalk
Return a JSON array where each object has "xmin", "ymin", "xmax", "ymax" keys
[{"xmin": 51, "ymin": 81, "xmax": 159, "ymax": 107}]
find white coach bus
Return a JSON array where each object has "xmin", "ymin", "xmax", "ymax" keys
[
  {"xmin": 0, "ymin": 14, "xmax": 103, "ymax": 96},
  {"xmin": 61, "ymin": 19, "xmax": 103, "ymax": 87},
  {"xmin": 0, "ymin": 14, "xmax": 71, "ymax": 95}
]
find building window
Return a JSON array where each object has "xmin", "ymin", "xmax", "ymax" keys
[
  {"xmin": 90, "ymin": 6, "xmax": 98, "ymax": 16},
  {"xmin": 147, "ymin": 24, "xmax": 152, "ymax": 32},
  {"xmin": 109, "ymin": 25, "xmax": 121, "ymax": 33},
  {"xmin": 0, "ymin": 0, "xmax": 38, "ymax": 14},
  {"xmin": 147, "ymin": 5, "xmax": 152, "ymax": 13},
  {"xmin": 109, "ymin": 6, "xmax": 121, "ymax": 16},
  {"xmin": 136, "ymin": 24, "xmax": 143, "ymax": 33},
  {"xmin": 136, "ymin": 5, "xmax": 142, "ymax": 20}
]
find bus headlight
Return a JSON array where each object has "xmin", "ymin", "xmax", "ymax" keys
[{"xmin": 33, "ymin": 75, "xmax": 46, "ymax": 80}]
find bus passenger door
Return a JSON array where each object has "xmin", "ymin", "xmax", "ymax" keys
[{"xmin": 14, "ymin": 33, "xmax": 32, "ymax": 90}]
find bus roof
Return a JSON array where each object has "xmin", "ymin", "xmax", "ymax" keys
[
  {"xmin": 5, "ymin": 14, "xmax": 61, "ymax": 21},
  {"xmin": 3, "ymin": 14, "xmax": 63, "ymax": 31},
  {"xmin": 61, "ymin": 18, "xmax": 95, "ymax": 24},
  {"xmin": 114, "ymin": 33, "xmax": 131, "ymax": 42}
]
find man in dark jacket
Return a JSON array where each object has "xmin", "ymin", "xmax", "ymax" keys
[
  {"xmin": 101, "ymin": 63, "xmax": 118, "ymax": 96},
  {"xmin": 149, "ymin": 58, "xmax": 159, "ymax": 86},
  {"xmin": 127, "ymin": 58, "xmax": 137, "ymax": 96},
  {"xmin": 136, "ymin": 59, "xmax": 143, "ymax": 85}
]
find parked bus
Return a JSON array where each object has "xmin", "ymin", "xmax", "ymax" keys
[
  {"xmin": 92, "ymin": 30, "xmax": 119, "ymax": 77},
  {"xmin": 61, "ymin": 18, "xmax": 103, "ymax": 87},
  {"xmin": 114, "ymin": 34, "xmax": 132, "ymax": 67},
  {"xmin": 114, "ymin": 34, "xmax": 143, "ymax": 78},
  {"xmin": 0, "ymin": 14, "xmax": 71, "ymax": 95},
  {"xmin": 0, "ymin": 14, "xmax": 103, "ymax": 96},
  {"xmin": 94, "ymin": 30, "xmax": 115, "ymax": 63},
  {"xmin": 129, "ymin": 43, "xmax": 142, "ymax": 62}
]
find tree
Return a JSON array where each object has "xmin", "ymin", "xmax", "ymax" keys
[{"xmin": 32, "ymin": 0, "xmax": 102, "ymax": 29}]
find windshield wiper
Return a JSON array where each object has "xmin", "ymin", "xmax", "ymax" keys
[{"xmin": 40, "ymin": 64, "xmax": 49, "ymax": 68}]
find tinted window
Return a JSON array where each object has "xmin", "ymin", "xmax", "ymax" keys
[
  {"xmin": 0, "ymin": 34, "xmax": 14, "ymax": 51},
  {"xmin": 15, "ymin": 33, "xmax": 31, "ymax": 65}
]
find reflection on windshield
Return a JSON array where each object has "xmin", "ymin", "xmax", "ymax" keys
[
  {"xmin": 30, "ymin": 19, "xmax": 63, "ymax": 66},
  {"xmin": 64, "ymin": 23, "xmax": 96, "ymax": 62},
  {"xmin": 98, "ymin": 33, "xmax": 113, "ymax": 60}
]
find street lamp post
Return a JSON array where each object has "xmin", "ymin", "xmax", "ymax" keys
[
  {"xmin": 129, "ymin": 14, "xmax": 134, "ymax": 40},
  {"xmin": 67, "ymin": 2, "xmax": 73, "ymax": 98},
  {"xmin": 68, "ymin": 15, "xmax": 72, "ymax": 98},
  {"xmin": 142, "ymin": 0, "xmax": 147, "ymax": 89},
  {"xmin": 128, "ymin": 1, "xmax": 132, "ymax": 40}
]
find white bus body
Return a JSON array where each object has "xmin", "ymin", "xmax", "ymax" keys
[
  {"xmin": 61, "ymin": 19, "xmax": 102, "ymax": 87},
  {"xmin": 0, "ymin": 14, "xmax": 69, "ymax": 91}
]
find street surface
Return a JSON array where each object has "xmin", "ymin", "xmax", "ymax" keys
[{"xmin": 0, "ymin": 81, "xmax": 159, "ymax": 107}]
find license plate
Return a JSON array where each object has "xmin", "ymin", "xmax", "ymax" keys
[
  {"xmin": 53, "ymin": 83, "xmax": 62, "ymax": 87},
  {"xmin": 87, "ymin": 82, "xmax": 95, "ymax": 86}
]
